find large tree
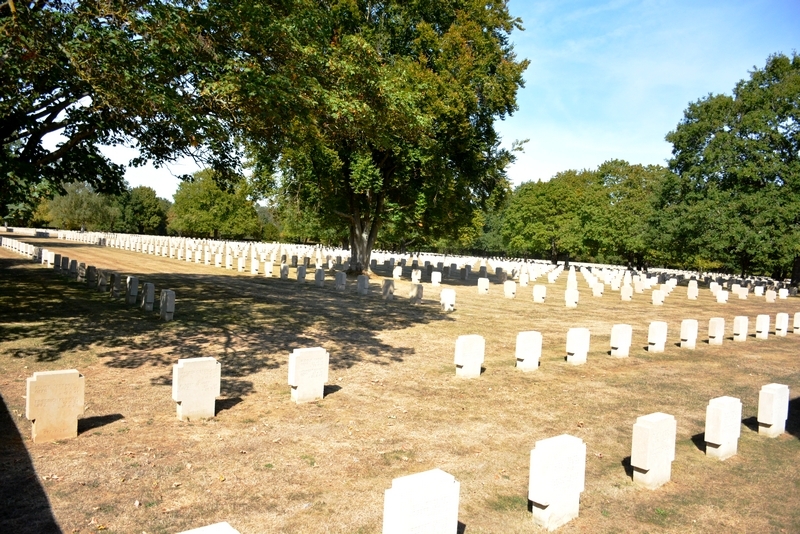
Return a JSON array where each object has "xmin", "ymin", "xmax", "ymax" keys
[
  {"xmin": 661, "ymin": 53, "xmax": 800, "ymax": 280},
  {"xmin": 264, "ymin": 0, "xmax": 528, "ymax": 273}
]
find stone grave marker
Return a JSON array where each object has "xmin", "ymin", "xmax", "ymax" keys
[
  {"xmin": 280, "ymin": 264, "xmax": 289, "ymax": 280},
  {"xmin": 68, "ymin": 259, "xmax": 78, "ymax": 278},
  {"xmin": 160, "ymin": 289, "xmax": 176, "ymax": 321},
  {"xmin": 335, "ymin": 271, "xmax": 347, "ymax": 291},
  {"xmin": 357, "ymin": 275, "xmax": 369, "ymax": 296},
  {"xmin": 687, "ymin": 280, "xmax": 699, "ymax": 300},
  {"xmin": 431, "ymin": 271, "xmax": 442, "ymax": 286},
  {"xmin": 528, "ymin": 434, "xmax": 586, "ymax": 531},
  {"xmin": 85, "ymin": 265, "xmax": 97, "ymax": 286},
  {"xmin": 610, "ymin": 324, "xmax": 632, "ymax": 357},
  {"xmin": 564, "ymin": 288, "xmax": 579, "ymax": 308},
  {"xmin": 503, "ymin": 280, "xmax": 517, "ymax": 299},
  {"xmin": 26, "ymin": 369, "xmax": 84, "ymax": 443},
  {"xmin": 382, "ymin": 468, "xmax": 460, "ymax": 534},
  {"xmin": 60, "ymin": 255, "xmax": 69, "ymax": 272},
  {"xmin": 392, "ymin": 266, "xmax": 403, "ymax": 280},
  {"xmin": 172, "ymin": 357, "xmax": 221, "ymax": 420},
  {"xmin": 592, "ymin": 283, "xmax": 604, "ymax": 297},
  {"xmin": 775, "ymin": 312, "xmax": 789, "ymax": 336},
  {"xmin": 296, "ymin": 264, "xmax": 307, "ymax": 283},
  {"xmin": 126, "ymin": 276, "xmax": 139, "ymax": 305},
  {"xmin": 620, "ymin": 284, "xmax": 633, "ymax": 301},
  {"xmin": 566, "ymin": 328, "xmax": 590, "ymax": 365},
  {"xmin": 765, "ymin": 289, "xmax": 776, "ymax": 303},
  {"xmin": 708, "ymin": 317, "xmax": 725, "ymax": 345},
  {"xmin": 314, "ymin": 268, "xmax": 325, "ymax": 287},
  {"xmin": 647, "ymin": 321, "xmax": 668, "ymax": 352},
  {"xmin": 96, "ymin": 269, "xmax": 107, "ymax": 292},
  {"xmin": 454, "ymin": 335, "xmax": 484, "ymax": 378},
  {"xmin": 515, "ymin": 331, "xmax": 542, "ymax": 371},
  {"xmin": 754, "ymin": 286, "xmax": 764, "ymax": 297},
  {"xmin": 477, "ymin": 277, "xmax": 489, "ymax": 295},
  {"xmin": 533, "ymin": 284, "xmax": 546, "ymax": 303},
  {"xmin": 757, "ymin": 383, "xmax": 789, "ymax": 438},
  {"xmin": 52, "ymin": 253, "xmax": 61, "ymax": 271},
  {"xmin": 705, "ymin": 396, "xmax": 742, "ymax": 460},
  {"xmin": 651, "ymin": 289, "xmax": 664, "ymax": 306},
  {"xmin": 778, "ymin": 288, "xmax": 789, "ymax": 299},
  {"xmin": 440, "ymin": 288, "xmax": 456, "ymax": 312},
  {"xmin": 794, "ymin": 312, "xmax": 800, "ymax": 334},
  {"xmin": 215, "ymin": 253, "xmax": 223, "ymax": 268},
  {"xmin": 288, "ymin": 347, "xmax": 329, "ymax": 403},
  {"xmin": 630, "ymin": 412, "xmax": 676, "ymax": 490},
  {"xmin": 679, "ymin": 319, "xmax": 698, "ymax": 349},
  {"xmin": 755, "ymin": 314, "xmax": 770, "ymax": 339},
  {"xmin": 382, "ymin": 279, "xmax": 394, "ymax": 300},
  {"xmin": 412, "ymin": 269, "xmax": 422, "ymax": 284},
  {"xmin": 408, "ymin": 283, "xmax": 423, "ymax": 305},
  {"xmin": 716, "ymin": 290, "xmax": 728, "ymax": 303},
  {"xmin": 141, "ymin": 282, "xmax": 155, "ymax": 312},
  {"xmin": 733, "ymin": 316, "xmax": 748, "ymax": 342}
]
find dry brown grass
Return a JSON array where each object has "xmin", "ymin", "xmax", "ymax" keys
[{"xmin": 0, "ymin": 237, "xmax": 799, "ymax": 534}]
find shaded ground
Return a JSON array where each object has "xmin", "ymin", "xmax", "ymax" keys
[{"xmin": 0, "ymin": 237, "xmax": 799, "ymax": 533}]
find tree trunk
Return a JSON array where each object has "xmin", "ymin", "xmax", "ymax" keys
[
  {"xmin": 550, "ymin": 238, "xmax": 558, "ymax": 264},
  {"xmin": 791, "ymin": 255, "xmax": 800, "ymax": 287}
]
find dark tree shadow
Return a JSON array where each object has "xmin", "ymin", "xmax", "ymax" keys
[
  {"xmin": 742, "ymin": 416, "xmax": 759, "ymax": 433},
  {"xmin": 691, "ymin": 432, "xmax": 706, "ymax": 452},
  {"xmin": 323, "ymin": 384, "xmax": 342, "ymax": 398},
  {"xmin": 78, "ymin": 413, "xmax": 124, "ymax": 434},
  {"xmin": 0, "ymin": 394, "xmax": 61, "ymax": 533},
  {"xmin": 786, "ymin": 397, "xmax": 800, "ymax": 439},
  {"xmin": 621, "ymin": 455, "xmax": 633, "ymax": 478}
]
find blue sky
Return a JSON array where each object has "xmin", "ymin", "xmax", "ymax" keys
[{"xmin": 112, "ymin": 0, "xmax": 799, "ymax": 199}]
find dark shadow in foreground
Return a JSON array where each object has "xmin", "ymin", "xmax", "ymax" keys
[
  {"xmin": 0, "ymin": 393, "xmax": 61, "ymax": 533},
  {"xmin": 78, "ymin": 413, "xmax": 124, "ymax": 434},
  {"xmin": 786, "ymin": 397, "xmax": 800, "ymax": 439},
  {"xmin": 457, "ymin": 521, "xmax": 467, "ymax": 533},
  {"xmin": 621, "ymin": 455, "xmax": 633, "ymax": 478}
]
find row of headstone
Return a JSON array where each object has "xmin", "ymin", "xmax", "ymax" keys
[{"xmin": 453, "ymin": 312, "xmax": 799, "ymax": 374}]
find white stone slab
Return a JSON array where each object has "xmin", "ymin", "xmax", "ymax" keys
[
  {"xmin": 610, "ymin": 324, "xmax": 632, "ymax": 358},
  {"xmin": 679, "ymin": 319, "xmax": 698, "ymax": 350},
  {"xmin": 515, "ymin": 331, "xmax": 542, "ymax": 372},
  {"xmin": 533, "ymin": 284, "xmax": 546, "ymax": 303},
  {"xmin": 733, "ymin": 316, "xmax": 749, "ymax": 342},
  {"xmin": 172, "ymin": 357, "xmax": 221, "ymax": 421},
  {"xmin": 382, "ymin": 279, "xmax": 394, "ymax": 300},
  {"xmin": 566, "ymin": 328, "xmax": 590, "ymax": 365},
  {"xmin": 794, "ymin": 312, "xmax": 800, "ymax": 334},
  {"xmin": 564, "ymin": 288, "xmax": 579, "ymax": 308},
  {"xmin": 454, "ymin": 335, "xmax": 484, "ymax": 378},
  {"xmin": 716, "ymin": 290, "xmax": 728, "ymax": 303},
  {"xmin": 631, "ymin": 412, "xmax": 676, "ymax": 490},
  {"xmin": 477, "ymin": 277, "xmax": 489, "ymax": 295},
  {"xmin": 357, "ymin": 275, "xmax": 369, "ymax": 296},
  {"xmin": 647, "ymin": 321, "xmax": 668, "ymax": 353},
  {"xmin": 160, "ymin": 289, "xmax": 176, "ymax": 321},
  {"xmin": 504, "ymin": 280, "xmax": 517, "ymax": 299},
  {"xmin": 382, "ymin": 468, "xmax": 460, "ymax": 534},
  {"xmin": 775, "ymin": 312, "xmax": 789, "ymax": 336},
  {"xmin": 620, "ymin": 285, "xmax": 633, "ymax": 301},
  {"xmin": 708, "ymin": 317, "xmax": 725, "ymax": 345},
  {"xmin": 592, "ymin": 283, "xmax": 604, "ymax": 297},
  {"xmin": 651, "ymin": 290, "xmax": 664, "ymax": 306},
  {"xmin": 288, "ymin": 347, "xmax": 329, "ymax": 403},
  {"xmin": 779, "ymin": 288, "xmax": 789, "ymax": 299},
  {"xmin": 755, "ymin": 314, "xmax": 770, "ymax": 339},
  {"xmin": 392, "ymin": 265, "xmax": 403, "ymax": 280},
  {"xmin": 765, "ymin": 289, "xmax": 776, "ymax": 303},
  {"xmin": 126, "ymin": 276, "xmax": 139, "ymax": 305},
  {"xmin": 26, "ymin": 369, "xmax": 84, "ymax": 443},
  {"xmin": 705, "ymin": 396, "xmax": 742, "ymax": 460},
  {"xmin": 315, "ymin": 268, "xmax": 325, "ymax": 287},
  {"xmin": 758, "ymin": 383, "xmax": 789, "ymax": 438},
  {"xmin": 408, "ymin": 283, "xmax": 423, "ymax": 305},
  {"xmin": 431, "ymin": 271, "xmax": 442, "ymax": 286},
  {"xmin": 529, "ymin": 434, "xmax": 586, "ymax": 531},
  {"xmin": 335, "ymin": 271, "xmax": 346, "ymax": 291},
  {"xmin": 141, "ymin": 282, "xmax": 155, "ymax": 312},
  {"xmin": 440, "ymin": 288, "xmax": 456, "ymax": 312}
]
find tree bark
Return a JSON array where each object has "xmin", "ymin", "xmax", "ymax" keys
[{"xmin": 792, "ymin": 255, "xmax": 800, "ymax": 287}]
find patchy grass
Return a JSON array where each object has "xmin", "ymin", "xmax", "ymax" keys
[{"xmin": 0, "ymin": 238, "xmax": 799, "ymax": 533}]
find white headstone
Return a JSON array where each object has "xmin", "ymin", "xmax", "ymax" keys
[
  {"xmin": 592, "ymin": 283, "xmax": 604, "ymax": 297},
  {"xmin": 288, "ymin": 347, "xmax": 329, "ymax": 403},
  {"xmin": 297, "ymin": 264, "xmax": 307, "ymax": 283},
  {"xmin": 610, "ymin": 324, "xmax": 632, "ymax": 358},
  {"xmin": 280, "ymin": 264, "xmax": 289, "ymax": 280},
  {"xmin": 529, "ymin": 434, "xmax": 586, "ymax": 531},
  {"xmin": 454, "ymin": 335, "xmax": 484, "ymax": 378},
  {"xmin": 160, "ymin": 289, "xmax": 175, "ymax": 321},
  {"xmin": 679, "ymin": 319, "xmax": 698, "ymax": 350},
  {"xmin": 716, "ymin": 290, "xmax": 728, "ymax": 303},
  {"xmin": 477, "ymin": 277, "xmax": 489, "ymax": 295},
  {"xmin": 440, "ymin": 288, "xmax": 456, "ymax": 312},
  {"xmin": 794, "ymin": 312, "xmax": 800, "ymax": 334},
  {"xmin": 630, "ymin": 412, "xmax": 676, "ymax": 490},
  {"xmin": 126, "ymin": 276, "xmax": 139, "ymax": 305},
  {"xmin": 382, "ymin": 468, "xmax": 460, "ymax": 534},
  {"xmin": 647, "ymin": 321, "xmax": 668, "ymax": 353},
  {"xmin": 392, "ymin": 265, "xmax": 403, "ymax": 280},
  {"xmin": 733, "ymin": 316, "xmax": 749, "ymax": 342},
  {"xmin": 264, "ymin": 260, "xmax": 274, "ymax": 277},
  {"xmin": 357, "ymin": 274, "xmax": 369, "ymax": 296},
  {"xmin": 515, "ymin": 331, "xmax": 542, "ymax": 372},
  {"xmin": 141, "ymin": 282, "xmax": 155, "ymax": 312},
  {"xmin": 687, "ymin": 280, "xmax": 699, "ymax": 300},
  {"xmin": 705, "ymin": 396, "xmax": 742, "ymax": 460},
  {"xmin": 335, "ymin": 271, "xmax": 347, "ymax": 291},
  {"xmin": 564, "ymin": 288, "xmax": 579, "ymax": 308},
  {"xmin": 26, "ymin": 369, "xmax": 84, "ymax": 443},
  {"xmin": 708, "ymin": 317, "xmax": 725, "ymax": 345},
  {"xmin": 755, "ymin": 314, "xmax": 770, "ymax": 340},
  {"xmin": 533, "ymin": 284, "xmax": 546, "ymax": 303},
  {"xmin": 757, "ymin": 383, "xmax": 790, "ymax": 438},
  {"xmin": 765, "ymin": 289, "xmax": 776, "ymax": 303},
  {"xmin": 566, "ymin": 328, "xmax": 590, "ymax": 365},
  {"xmin": 504, "ymin": 280, "xmax": 517, "ymax": 299},
  {"xmin": 778, "ymin": 288, "xmax": 789, "ymax": 299},
  {"xmin": 775, "ymin": 312, "xmax": 789, "ymax": 336},
  {"xmin": 651, "ymin": 289, "xmax": 664, "ymax": 306},
  {"xmin": 315, "ymin": 268, "xmax": 325, "ymax": 287},
  {"xmin": 408, "ymin": 283, "xmax": 423, "ymax": 305},
  {"xmin": 621, "ymin": 284, "xmax": 633, "ymax": 301},
  {"xmin": 381, "ymin": 279, "xmax": 394, "ymax": 300},
  {"xmin": 172, "ymin": 357, "xmax": 221, "ymax": 421}
]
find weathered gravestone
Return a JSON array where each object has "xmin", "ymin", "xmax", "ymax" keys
[
  {"xmin": 96, "ymin": 269, "xmax": 108, "ymax": 292},
  {"xmin": 52, "ymin": 253, "xmax": 61, "ymax": 271},
  {"xmin": 382, "ymin": 468, "xmax": 460, "ymax": 534},
  {"xmin": 172, "ymin": 357, "xmax": 221, "ymax": 420},
  {"xmin": 679, "ymin": 319, "xmax": 698, "ymax": 349},
  {"xmin": 431, "ymin": 271, "xmax": 442, "ymax": 286},
  {"xmin": 280, "ymin": 264, "xmax": 289, "ymax": 280},
  {"xmin": 288, "ymin": 347, "xmax": 329, "ymax": 403},
  {"xmin": 566, "ymin": 328, "xmax": 590, "ymax": 365},
  {"xmin": 335, "ymin": 271, "xmax": 347, "ymax": 291},
  {"xmin": 26, "ymin": 369, "xmax": 85, "ymax": 443},
  {"xmin": 140, "ymin": 282, "xmax": 155, "ymax": 312},
  {"xmin": 765, "ymin": 289, "xmax": 776, "ymax": 303},
  {"xmin": 86, "ymin": 265, "xmax": 97, "ymax": 286},
  {"xmin": 296, "ymin": 265, "xmax": 307, "ymax": 283},
  {"xmin": 504, "ymin": 280, "xmax": 517, "ymax": 299},
  {"xmin": 382, "ymin": 279, "xmax": 395, "ymax": 301},
  {"xmin": 755, "ymin": 314, "xmax": 770, "ymax": 339},
  {"xmin": 630, "ymin": 412, "xmax": 676, "ymax": 490},
  {"xmin": 408, "ymin": 283, "xmax": 423, "ymax": 305},
  {"xmin": 620, "ymin": 284, "xmax": 633, "ymax": 302},
  {"xmin": 109, "ymin": 273, "xmax": 121, "ymax": 298},
  {"xmin": 515, "ymin": 331, "xmax": 542, "ymax": 371},
  {"xmin": 357, "ymin": 275, "xmax": 369, "ymax": 296},
  {"xmin": 757, "ymin": 383, "xmax": 789, "ymax": 438},
  {"xmin": 610, "ymin": 324, "xmax": 632, "ymax": 357},
  {"xmin": 564, "ymin": 288, "xmax": 579, "ymax": 308},
  {"xmin": 733, "ymin": 316, "xmax": 749, "ymax": 342},
  {"xmin": 529, "ymin": 434, "xmax": 586, "ymax": 531},
  {"xmin": 477, "ymin": 277, "xmax": 490, "ymax": 295},
  {"xmin": 775, "ymin": 312, "xmax": 789, "ymax": 336},
  {"xmin": 705, "ymin": 396, "xmax": 742, "ymax": 460},
  {"xmin": 454, "ymin": 335, "xmax": 484, "ymax": 378},
  {"xmin": 440, "ymin": 288, "xmax": 456, "ymax": 311},
  {"xmin": 313, "ymin": 268, "xmax": 325, "ymax": 287},
  {"xmin": 533, "ymin": 284, "xmax": 546, "ymax": 304},
  {"xmin": 160, "ymin": 289, "xmax": 176, "ymax": 321},
  {"xmin": 708, "ymin": 317, "xmax": 725, "ymax": 345},
  {"xmin": 647, "ymin": 321, "xmax": 668, "ymax": 353}
]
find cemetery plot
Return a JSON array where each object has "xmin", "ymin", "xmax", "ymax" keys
[{"xmin": 0, "ymin": 238, "xmax": 799, "ymax": 533}]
